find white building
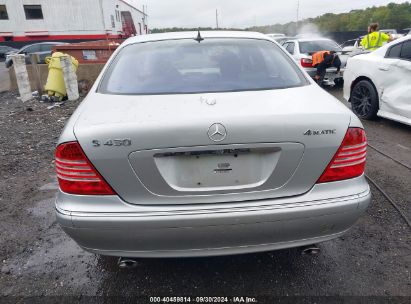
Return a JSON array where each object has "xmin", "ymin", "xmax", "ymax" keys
[{"xmin": 0, "ymin": 0, "xmax": 148, "ymax": 42}]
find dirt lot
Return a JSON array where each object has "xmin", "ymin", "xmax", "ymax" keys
[{"xmin": 0, "ymin": 88, "xmax": 410, "ymax": 303}]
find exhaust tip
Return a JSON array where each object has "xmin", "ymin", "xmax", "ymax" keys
[
  {"xmin": 118, "ymin": 257, "xmax": 138, "ymax": 269},
  {"xmin": 301, "ymin": 245, "xmax": 320, "ymax": 256}
]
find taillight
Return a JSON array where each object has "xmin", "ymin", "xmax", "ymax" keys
[
  {"xmin": 301, "ymin": 58, "xmax": 313, "ymax": 68},
  {"xmin": 317, "ymin": 128, "xmax": 367, "ymax": 183},
  {"xmin": 55, "ymin": 141, "xmax": 115, "ymax": 195}
]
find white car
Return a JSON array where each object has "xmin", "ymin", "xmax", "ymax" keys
[
  {"xmin": 340, "ymin": 38, "xmax": 366, "ymax": 56},
  {"xmin": 266, "ymin": 33, "xmax": 286, "ymax": 39},
  {"xmin": 282, "ymin": 38, "xmax": 348, "ymax": 86},
  {"xmin": 344, "ymin": 36, "xmax": 411, "ymax": 126},
  {"xmin": 54, "ymin": 31, "xmax": 371, "ymax": 259},
  {"xmin": 381, "ymin": 29, "xmax": 404, "ymax": 40}
]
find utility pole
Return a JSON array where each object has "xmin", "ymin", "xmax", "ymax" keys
[
  {"xmin": 296, "ymin": 0, "xmax": 300, "ymax": 33},
  {"xmin": 216, "ymin": 9, "xmax": 219, "ymax": 29},
  {"xmin": 142, "ymin": 5, "xmax": 147, "ymax": 32},
  {"xmin": 142, "ymin": 5, "xmax": 145, "ymax": 29}
]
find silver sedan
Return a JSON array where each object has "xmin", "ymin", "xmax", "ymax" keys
[{"xmin": 55, "ymin": 31, "xmax": 371, "ymax": 258}]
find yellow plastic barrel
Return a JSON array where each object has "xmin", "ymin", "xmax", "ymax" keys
[{"xmin": 44, "ymin": 52, "xmax": 79, "ymax": 100}]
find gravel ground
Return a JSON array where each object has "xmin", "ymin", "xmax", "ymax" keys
[
  {"xmin": 0, "ymin": 91, "xmax": 82, "ymax": 279},
  {"xmin": 0, "ymin": 89, "xmax": 410, "ymax": 303}
]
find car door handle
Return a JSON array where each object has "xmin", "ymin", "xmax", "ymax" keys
[{"xmin": 378, "ymin": 66, "xmax": 389, "ymax": 71}]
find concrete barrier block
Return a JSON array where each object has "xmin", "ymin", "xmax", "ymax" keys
[
  {"xmin": 10, "ymin": 55, "xmax": 32, "ymax": 102},
  {"xmin": 60, "ymin": 56, "xmax": 79, "ymax": 101}
]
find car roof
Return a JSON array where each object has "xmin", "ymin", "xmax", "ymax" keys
[
  {"xmin": 19, "ymin": 42, "xmax": 66, "ymax": 50},
  {"xmin": 373, "ymin": 35, "xmax": 411, "ymax": 56},
  {"xmin": 293, "ymin": 37, "xmax": 336, "ymax": 42},
  {"xmin": 122, "ymin": 31, "xmax": 271, "ymax": 46},
  {"xmin": 26, "ymin": 42, "xmax": 66, "ymax": 45},
  {"xmin": 22, "ymin": 42, "xmax": 66, "ymax": 47},
  {"xmin": 282, "ymin": 37, "xmax": 336, "ymax": 44}
]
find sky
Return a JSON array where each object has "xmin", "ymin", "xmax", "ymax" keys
[{"xmin": 127, "ymin": 0, "xmax": 409, "ymax": 29}]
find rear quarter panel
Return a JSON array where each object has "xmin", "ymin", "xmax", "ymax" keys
[{"xmin": 343, "ymin": 55, "xmax": 381, "ymax": 101}]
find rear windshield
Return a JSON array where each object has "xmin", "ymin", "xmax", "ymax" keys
[
  {"xmin": 299, "ymin": 40, "xmax": 341, "ymax": 54},
  {"xmin": 99, "ymin": 38, "xmax": 308, "ymax": 95}
]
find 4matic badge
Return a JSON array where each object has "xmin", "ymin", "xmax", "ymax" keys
[{"xmin": 304, "ymin": 129, "xmax": 336, "ymax": 136}]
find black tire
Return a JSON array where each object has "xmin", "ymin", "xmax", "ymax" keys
[
  {"xmin": 351, "ymin": 80, "xmax": 379, "ymax": 120},
  {"xmin": 334, "ymin": 77, "xmax": 344, "ymax": 88}
]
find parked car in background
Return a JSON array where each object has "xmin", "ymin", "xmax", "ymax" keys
[
  {"xmin": 266, "ymin": 33, "xmax": 285, "ymax": 39},
  {"xmin": 381, "ymin": 29, "xmax": 403, "ymax": 39},
  {"xmin": 5, "ymin": 42, "xmax": 66, "ymax": 68},
  {"xmin": 340, "ymin": 38, "xmax": 363, "ymax": 55},
  {"xmin": 0, "ymin": 45, "xmax": 18, "ymax": 60},
  {"xmin": 404, "ymin": 28, "xmax": 411, "ymax": 35},
  {"xmin": 55, "ymin": 31, "xmax": 370, "ymax": 259},
  {"xmin": 282, "ymin": 38, "xmax": 348, "ymax": 86},
  {"xmin": 339, "ymin": 39, "xmax": 357, "ymax": 49},
  {"xmin": 273, "ymin": 36, "xmax": 296, "ymax": 46},
  {"xmin": 344, "ymin": 36, "xmax": 411, "ymax": 126}
]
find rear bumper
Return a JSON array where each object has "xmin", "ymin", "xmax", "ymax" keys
[
  {"xmin": 56, "ymin": 178, "xmax": 371, "ymax": 257},
  {"xmin": 304, "ymin": 67, "xmax": 345, "ymax": 83}
]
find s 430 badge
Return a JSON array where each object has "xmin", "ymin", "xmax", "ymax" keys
[{"xmin": 92, "ymin": 139, "xmax": 132, "ymax": 147}]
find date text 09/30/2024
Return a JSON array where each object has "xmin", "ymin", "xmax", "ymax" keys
[{"xmin": 149, "ymin": 296, "xmax": 258, "ymax": 303}]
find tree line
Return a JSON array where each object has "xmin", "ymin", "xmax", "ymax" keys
[{"xmin": 151, "ymin": 2, "xmax": 411, "ymax": 35}]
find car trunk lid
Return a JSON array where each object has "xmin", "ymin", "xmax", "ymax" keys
[{"xmin": 74, "ymin": 85, "xmax": 351, "ymax": 205}]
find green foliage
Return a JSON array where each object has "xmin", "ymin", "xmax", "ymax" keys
[
  {"xmin": 312, "ymin": 2, "xmax": 411, "ymax": 31},
  {"xmin": 250, "ymin": 2, "xmax": 411, "ymax": 34},
  {"xmin": 151, "ymin": 2, "xmax": 411, "ymax": 34}
]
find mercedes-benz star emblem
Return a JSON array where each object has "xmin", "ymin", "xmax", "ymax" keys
[{"xmin": 208, "ymin": 123, "xmax": 227, "ymax": 142}]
